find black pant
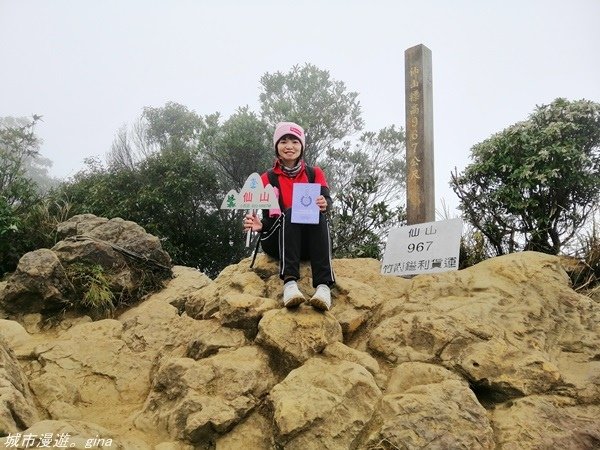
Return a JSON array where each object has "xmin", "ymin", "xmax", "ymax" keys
[{"xmin": 260, "ymin": 210, "xmax": 335, "ymax": 288}]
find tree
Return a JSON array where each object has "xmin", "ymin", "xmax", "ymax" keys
[
  {"xmin": 60, "ymin": 156, "xmax": 142, "ymax": 220},
  {"xmin": 22, "ymin": 153, "xmax": 59, "ymax": 194},
  {"xmin": 61, "ymin": 100, "xmax": 250, "ymax": 277},
  {"xmin": 107, "ymin": 102, "xmax": 200, "ymax": 171},
  {"xmin": 0, "ymin": 116, "xmax": 61, "ymax": 275},
  {"xmin": 142, "ymin": 101, "xmax": 203, "ymax": 150},
  {"xmin": 259, "ymin": 63, "xmax": 364, "ymax": 165},
  {"xmin": 198, "ymin": 107, "xmax": 272, "ymax": 189},
  {"xmin": 451, "ymin": 98, "xmax": 600, "ymax": 255},
  {"xmin": 107, "ymin": 118, "xmax": 157, "ymax": 171},
  {"xmin": 0, "ymin": 115, "xmax": 41, "ymax": 206},
  {"xmin": 323, "ymin": 126, "xmax": 406, "ymax": 258},
  {"xmin": 132, "ymin": 148, "xmax": 245, "ymax": 276}
]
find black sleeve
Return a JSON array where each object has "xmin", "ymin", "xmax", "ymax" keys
[
  {"xmin": 261, "ymin": 209, "xmax": 275, "ymax": 233},
  {"xmin": 321, "ymin": 185, "xmax": 333, "ymax": 212}
]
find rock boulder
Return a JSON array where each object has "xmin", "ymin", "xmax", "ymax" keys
[
  {"xmin": 0, "ymin": 250, "xmax": 599, "ymax": 449},
  {"xmin": 1, "ymin": 214, "xmax": 172, "ymax": 319}
]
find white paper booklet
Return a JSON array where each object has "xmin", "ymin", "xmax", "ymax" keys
[{"xmin": 291, "ymin": 183, "xmax": 320, "ymax": 224}]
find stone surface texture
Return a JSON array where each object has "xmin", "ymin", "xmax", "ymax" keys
[{"xmin": 1, "ymin": 244, "xmax": 599, "ymax": 449}]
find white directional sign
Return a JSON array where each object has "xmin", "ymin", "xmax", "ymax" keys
[
  {"xmin": 381, "ymin": 218, "xmax": 463, "ymax": 276},
  {"xmin": 220, "ymin": 173, "xmax": 279, "ymax": 210}
]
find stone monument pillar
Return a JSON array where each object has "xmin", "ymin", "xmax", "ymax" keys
[{"xmin": 405, "ymin": 44, "xmax": 435, "ymax": 224}]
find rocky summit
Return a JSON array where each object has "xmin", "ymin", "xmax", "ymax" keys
[{"xmin": 1, "ymin": 218, "xmax": 599, "ymax": 449}]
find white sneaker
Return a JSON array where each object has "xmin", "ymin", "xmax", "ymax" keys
[
  {"xmin": 309, "ymin": 284, "xmax": 331, "ymax": 311},
  {"xmin": 283, "ymin": 280, "xmax": 305, "ymax": 308}
]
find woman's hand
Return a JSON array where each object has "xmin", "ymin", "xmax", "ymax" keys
[
  {"xmin": 316, "ymin": 195, "xmax": 328, "ymax": 212},
  {"xmin": 243, "ymin": 213, "xmax": 263, "ymax": 232}
]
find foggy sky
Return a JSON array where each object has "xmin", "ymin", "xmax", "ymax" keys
[{"xmin": 1, "ymin": 0, "xmax": 599, "ymax": 213}]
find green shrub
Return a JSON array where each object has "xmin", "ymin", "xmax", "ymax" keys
[
  {"xmin": 65, "ymin": 263, "xmax": 116, "ymax": 317},
  {"xmin": 459, "ymin": 229, "xmax": 489, "ymax": 269},
  {"xmin": 569, "ymin": 220, "xmax": 600, "ymax": 294}
]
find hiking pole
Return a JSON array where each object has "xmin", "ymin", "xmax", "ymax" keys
[{"xmin": 245, "ymin": 209, "xmax": 254, "ymax": 247}]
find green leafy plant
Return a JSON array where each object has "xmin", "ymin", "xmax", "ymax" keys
[
  {"xmin": 451, "ymin": 98, "xmax": 600, "ymax": 256},
  {"xmin": 325, "ymin": 127, "xmax": 406, "ymax": 259},
  {"xmin": 65, "ymin": 263, "xmax": 116, "ymax": 317},
  {"xmin": 259, "ymin": 63, "xmax": 364, "ymax": 165},
  {"xmin": 330, "ymin": 174, "xmax": 405, "ymax": 259},
  {"xmin": 568, "ymin": 216, "xmax": 600, "ymax": 294},
  {"xmin": 459, "ymin": 228, "xmax": 492, "ymax": 269}
]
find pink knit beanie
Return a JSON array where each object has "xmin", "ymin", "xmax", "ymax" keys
[{"xmin": 273, "ymin": 122, "xmax": 305, "ymax": 153}]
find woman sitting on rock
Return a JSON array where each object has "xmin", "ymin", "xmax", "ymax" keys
[{"xmin": 243, "ymin": 122, "xmax": 335, "ymax": 311}]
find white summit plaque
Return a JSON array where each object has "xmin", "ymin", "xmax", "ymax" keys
[{"xmin": 381, "ymin": 218, "xmax": 462, "ymax": 276}]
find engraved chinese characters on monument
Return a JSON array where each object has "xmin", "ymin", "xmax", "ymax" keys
[{"xmin": 405, "ymin": 44, "xmax": 435, "ymax": 224}]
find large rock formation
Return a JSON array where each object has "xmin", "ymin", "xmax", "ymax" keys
[
  {"xmin": 1, "ymin": 246, "xmax": 599, "ymax": 449},
  {"xmin": 1, "ymin": 214, "xmax": 172, "ymax": 318}
]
